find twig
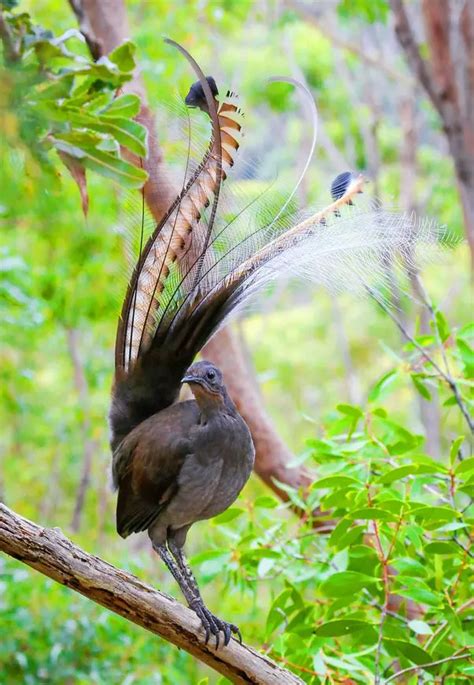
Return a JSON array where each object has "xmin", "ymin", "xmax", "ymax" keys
[
  {"xmin": 384, "ymin": 649, "xmax": 473, "ymax": 683},
  {"xmin": 366, "ymin": 484, "xmax": 390, "ymax": 685},
  {"xmin": 424, "ymin": 598, "xmax": 474, "ymax": 652},
  {"xmin": 0, "ymin": 9, "xmax": 20, "ymax": 64},
  {"xmin": 0, "ymin": 504, "xmax": 303, "ymax": 685},
  {"xmin": 370, "ymin": 291, "xmax": 473, "ymax": 433},
  {"xmin": 67, "ymin": 0, "xmax": 102, "ymax": 60}
]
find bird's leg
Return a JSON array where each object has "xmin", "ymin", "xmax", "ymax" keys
[
  {"xmin": 168, "ymin": 539, "xmax": 242, "ymax": 647},
  {"xmin": 152, "ymin": 543, "xmax": 196, "ymax": 605},
  {"xmin": 153, "ymin": 542, "xmax": 221, "ymax": 645}
]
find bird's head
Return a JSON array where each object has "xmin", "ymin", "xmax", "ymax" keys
[
  {"xmin": 182, "ymin": 361, "xmax": 225, "ymax": 398},
  {"xmin": 184, "ymin": 76, "xmax": 219, "ymax": 115},
  {"xmin": 330, "ymin": 171, "xmax": 365, "ymax": 204}
]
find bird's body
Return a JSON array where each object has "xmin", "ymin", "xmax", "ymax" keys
[{"xmin": 113, "ymin": 385, "xmax": 254, "ymax": 546}]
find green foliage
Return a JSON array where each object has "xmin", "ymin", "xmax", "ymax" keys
[
  {"xmin": 0, "ymin": 562, "xmax": 202, "ymax": 684},
  {"xmin": 1, "ymin": 2, "xmax": 473, "ymax": 685},
  {"xmin": 191, "ymin": 323, "xmax": 472, "ymax": 683},
  {"xmin": 337, "ymin": 0, "xmax": 389, "ymax": 24},
  {"xmin": 0, "ymin": 6, "xmax": 147, "ymax": 196}
]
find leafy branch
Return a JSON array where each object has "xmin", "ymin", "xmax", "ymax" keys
[
  {"xmin": 384, "ymin": 648, "xmax": 473, "ymax": 684},
  {"xmin": 0, "ymin": 5, "xmax": 147, "ymax": 212}
]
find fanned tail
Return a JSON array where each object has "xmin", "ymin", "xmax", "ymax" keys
[{"xmin": 110, "ymin": 40, "xmax": 455, "ymax": 453}]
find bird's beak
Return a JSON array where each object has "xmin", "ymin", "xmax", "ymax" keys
[{"xmin": 181, "ymin": 374, "xmax": 201, "ymax": 385}]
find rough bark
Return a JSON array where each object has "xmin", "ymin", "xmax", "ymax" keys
[
  {"xmin": 389, "ymin": 0, "xmax": 474, "ymax": 268},
  {"xmin": 0, "ymin": 504, "xmax": 302, "ymax": 685},
  {"xmin": 68, "ymin": 0, "xmax": 318, "ymax": 504}
]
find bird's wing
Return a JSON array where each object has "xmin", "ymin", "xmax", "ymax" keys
[{"xmin": 113, "ymin": 401, "xmax": 199, "ymax": 537}]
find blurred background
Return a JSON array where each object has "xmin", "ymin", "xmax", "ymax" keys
[{"xmin": 1, "ymin": 1, "xmax": 472, "ymax": 683}]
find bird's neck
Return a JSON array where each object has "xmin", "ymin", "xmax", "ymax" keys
[{"xmin": 193, "ymin": 387, "xmax": 237, "ymax": 421}]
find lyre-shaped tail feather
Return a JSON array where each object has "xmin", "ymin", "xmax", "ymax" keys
[{"xmin": 115, "ymin": 43, "xmax": 243, "ymax": 374}]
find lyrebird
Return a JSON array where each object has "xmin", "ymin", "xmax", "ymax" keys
[{"xmin": 110, "ymin": 39, "xmax": 446, "ymax": 646}]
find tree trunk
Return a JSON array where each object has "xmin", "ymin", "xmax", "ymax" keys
[{"xmin": 390, "ymin": 0, "xmax": 474, "ymax": 269}]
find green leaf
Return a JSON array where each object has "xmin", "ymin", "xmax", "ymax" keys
[
  {"xmin": 336, "ymin": 403, "xmax": 363, "ymax": 418},
  {"xmin": 328, "ymin": 519, "xmax": 351, "ymax": 547},
  {"xmin": 457, "ymin": 339, "xmax": 474, "ymax": 378},
  {"xmin": 349, "ymin": 508, "xmax": 398, "ymax": 522},
  {"xmin": 413, "ymin": 506, "xmax": 459, "ymax": 522},
  {"xmin": 395, "ymin": 585, "xmax": 441, "ymax": 607},
  {"xmin": 384, "ymin": 638, "xmax": 432, "ymax": 665},
  {"xmin": 266, "ymin": 589, "xmax": 292, "ymax": 633},
  {"xmin": 450, "ymin": 436, "xmax": 464, "ymax": 466},
  {"xmin": 241, "ymin": 549, "xmax": 281, "ymax": 564},
  {"xmin": 254, "ymin": 495, "xmax": 279, "ymax": 509},
  {"xmin": 108, "ymin": 40, "xmax": 136, "ymax": 71},
  {"xmin": 408, "ymin": 620, "xmax": 433, "ymax": 636},
  {"xmin": 443, "ymin": 395, "xmax": 458, "ymax": 407},
  {"xmin": 105, "ymin": 93, "xmax": 141, "ymax": 118},
  {"xmin": 456, "ymin": 456, "xmax": 474, "ymax": 475},
  {"xmin": 336, "ymin": 525, "xmax": 366, "ymax": 551},
  {"xmin": 410, "ymin": 453, "xmax": 449, "ymax": 474},
  {"xmin": 425, "ymin": 541, "xmax": 459, "ymax": 555},
  {"xmin": 368, "ymin": 370, "xmax": 398, "ymax": 401},
  {"xmin": 458, "ymin": 322, "xmax": 474, "ymax": 340},
  {"xmin": 311, "ymin": 475, "xmax": 361, "ymax": 489},
  {"xmin": 76, "ymin": 146, "xmax": 147, "ymax": 188},
  {"xmin": 212, "ymin": 508, "xmax": 245, "ymax": 524},
  {"xmin": 320, "ymin": 571, "xmax": 379, "ymax": 597},
  {"xmin": 94, "ymin": 115, "xmax": 147, "ymax": 156},
  {"xmin": 315, "ymin": 619, "xmax": 372, "ymax": 637},
  {"xmin": 411, "ymin": 374, "xmax": 432, "ymax": 400},
  {"xmin": 377, "ymin": 465, "xmax": 419, "ymax": 484},
  {"xmin": 34, "ymin": 74, "xmax": 75, "ymax": 101},
  {"xmin": 189, "ymin": 549, "xmax": 229, "ymax": 565},
  {"xmin": 391, "ymin": 557, "xmax": 427, "ymax": 577},
  {"xmin": 435, "ymin": 310, "xmax": 450, "ymax": 343}
]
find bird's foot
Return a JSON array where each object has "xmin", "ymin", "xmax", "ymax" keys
[{"xmin": 190, "ymin": 600, "xmax": 241, "ymax": 648}]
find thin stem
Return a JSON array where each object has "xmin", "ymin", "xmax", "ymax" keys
[
  {"xmin": 366, "ymin": 484, "xmax": 390, "ymax": 685},
  {"xmin": 384, "ymin": 649, "xmax": 473, "ymax": 684},
  {"xmin": 424, "ymin": 598, "xmax": 474, "ymax": 651},
  {"xmin": 371, "ymin": 292, "xmax": 473, "ymax": 433}
]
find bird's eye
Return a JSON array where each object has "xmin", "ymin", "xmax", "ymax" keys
[{"xmin": 206, "ymin": 370, "xmax": 216, "ymax": 381}]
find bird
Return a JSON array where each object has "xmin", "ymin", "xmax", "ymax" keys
[
  {"xmin": 109, "ymin": 39, "xmax": 447, "ymax": 647},
  {"xmin": 112, "ymin": 359, "xmax": 253, "ymax": 645}
]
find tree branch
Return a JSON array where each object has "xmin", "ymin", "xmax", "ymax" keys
[
  {"xmin": 0, "ymin": 504, "xmax": 303, "ymax": 685},
  {"xmin": 0, "ymin": 9, "xmax": 20, "ymax": 64},
  {"xmin": 389, "ymin": 0, "xmax": 474, "ymax": 268},
  {"xmin": 388, "ymin": 0, "xmax": 442, "ymax": 111}
]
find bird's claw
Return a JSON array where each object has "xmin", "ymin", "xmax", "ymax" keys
[{"xmin": 191, "ymin": 602, "xmax": 241, "ymax": 648}]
